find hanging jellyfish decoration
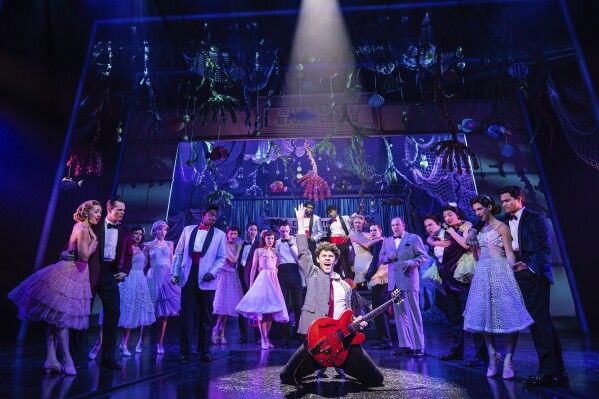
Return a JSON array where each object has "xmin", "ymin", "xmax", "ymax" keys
[{"xmin": 297, "ymin": 140, "xmax": 331, "ymax": 201}]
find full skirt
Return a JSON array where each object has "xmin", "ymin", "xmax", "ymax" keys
[{"xmin": 235, "ymin": 269, "xmax": 289, "ymax": 323}]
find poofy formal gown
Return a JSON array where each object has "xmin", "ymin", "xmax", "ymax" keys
[
  {"xmin": 213, "ymin": 243, "xmax": 244, "ymax": 317},
  {"xmin": 463, "ymin": 226, "xmax": 533, "ymax": 333},
  {"xmin": 8, "ymin": 226, "xmax": 92, "ymax": 330},
  {"xmin": 146, "ymin": 241, "xmax": 181, "ymax": 318},
  {"xmin": 118, "ymin": 247, "xmax": 156, "ymax": 328},
  {"xmin": 235, "ymin": 249, "xmax": 289, "ymax": 323}
]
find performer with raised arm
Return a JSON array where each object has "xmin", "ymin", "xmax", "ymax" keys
[{"xmin": 280, "ymin": 204, "xmax": 384, "ymax": 387}]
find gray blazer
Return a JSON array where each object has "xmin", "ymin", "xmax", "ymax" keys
[
  {"xmin": 296, "ymin": 234, "xmax": 352, "ymax": 335},
  {"xmin": 380, "ymin": 232, "xmax": 427, "ymax": 292}
]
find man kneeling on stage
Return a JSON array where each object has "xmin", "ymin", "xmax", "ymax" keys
[{"xmin": 280, "ymin": 204, "xmax": 384, "ymax": 387}]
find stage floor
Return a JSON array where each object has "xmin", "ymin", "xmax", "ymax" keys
[{"xmin": 1, "ymin": 320, "xmax": 597, "ymax": 399}]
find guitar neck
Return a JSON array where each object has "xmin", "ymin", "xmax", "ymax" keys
[{"xmin": 350, "ymin": 295, "xmax": 399, "ymax": 330}]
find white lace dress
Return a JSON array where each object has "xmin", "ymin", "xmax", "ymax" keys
[
  {"xmin": 463, "ymin": 227, "xmax": 533, "ymax": 333},
  {"xmin": 118, "ymin": 247, "xmax": 156, "ymax": 328}
]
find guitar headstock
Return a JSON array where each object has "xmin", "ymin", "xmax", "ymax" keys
[{"xmin": 391, "ymin": 289, "xmax": 405, "ymax": 304}]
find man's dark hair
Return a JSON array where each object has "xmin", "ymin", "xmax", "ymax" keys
[
  {"xmin": 422, "ymin": 214, "xmax": 441, "ymax": 226},
  {"xmin": 498, "ymin": 186, "xmax": 525, "ymax": 203},
  {"xmin": 304, "ymin": 201, "xmax": 315, "ymax": 208},
  {"xmin": 279, "ymin": 221, "xmax": 290, "ymax": 228},
  {"xmin": 107, "ymin": 196, "xmax": 124, "ymax": 210},
  {"xmin": 246, "ymin": 221, "xmax": 258, "ymax": 231},
  {"xmin": 202, "ymin": 204, "xmax": 219, "ymax": 215},
  {"xmin": 226, "ymin": 225, "xmax": 240, "ymax": 234},
  {"xmin": 325, "ymin": 204, "xmax": 337, "ymax": 214}
]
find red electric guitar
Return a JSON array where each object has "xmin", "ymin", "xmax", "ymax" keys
[{"xmin": 306, "ymin": 289, "xmax": 404, "ymax": 367}]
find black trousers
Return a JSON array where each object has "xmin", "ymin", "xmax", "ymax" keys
[
  {"xmin": 445, "ymin": 288, "xmax": 486, "ymax": 359},
  {"xmin": 307, "ymin": 238, "xmax": 318, "ymax": 265},
  {"xmin": 180, "ymin": 262, "xmax": 214, "ymax": 356},
  {"xmin": 516, "ymin": 270, "xmax": 564, "ymax": 376},
  {"xmin": 334, "ymin": 241, "xmax": 353, "ymax": 279},
  {"xmin": 371, "ymin": 283, "xmax": 391, "ymax": 344},
  {"xmin": 280, "ymin": 340, "xmax": 384, "ymax": 387},
  {"xmin": 236, "ymin": 265, "xmax": 260, "ymax": 341},
  {"xmin": 278, "ymin": 263, "xmax": 304, "ymax": 339},
  {"xmin": 70, "ymin": 266, "xmax": 120, "ymax": 364}
]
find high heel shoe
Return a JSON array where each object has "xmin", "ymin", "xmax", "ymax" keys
[
  {"xmin": 261, "ymin": 340, "xmax": 269, "ymax": 350},
  {"xmin": 43, "ymin": 361, "xmax": 64, "ymax": 374},
  {"xmin": 487, "ymin": 353, "xmax": 502, "ymax": 378},
  {"xmin": 88, "ymin": 344, "xmax": 101, "ymax": 360},
  {"xmin": 119, "ymin": 343, "xmax": 131, "ymax": 357},
  {"xmin": 63, "ymin": 363, "xmax": 77, "ymax": 376},
  {"xmin": 211, "ymin": 328, "xmax": 221, "ymax": 344},
  {"xmin": 502, "ymin": 362, "xmax": 515, "ymax": 379},
  {"xmin": 220, "ymin": 333, "xmax": 228, "ymax": 345},
  {"xmin": 267, "ymin": 339, "xmax": 274, "ymax": 349},
  {"xmin": 135, "ymin": 340, "xmax": 143, "ymax": 353},
  {"xmin": 156, "ymin": 343, "xmax": 164, "ymax": 354}
]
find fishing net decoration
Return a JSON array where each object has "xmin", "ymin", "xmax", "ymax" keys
[{"xmin": 547, "ymin": 72, "xmax": 599, "ymax": 172}]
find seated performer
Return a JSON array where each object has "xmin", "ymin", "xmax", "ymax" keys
[{"xmin": 280, "ymin": 204, "xmax": 384, "ymax": 387}]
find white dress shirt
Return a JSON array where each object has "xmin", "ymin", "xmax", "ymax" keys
[
  {"xmin": 331, "ymin": 278, "xmax": 346, "ymax": 319},
  {"xmin": 240, "ymin": 239, "xmax": 255, "ymax": 267},
  {"xmin": 276, "ymin": 238, "xmax": 298, "ymax": 264},
  {"xmin": 329, "ymin": 217, "xmax": 348, "ymax": 237},
  {"xmin": 509, "ymin": 207, "xmax": 525, "ymax": 252},
  {"xmin": 103, "ymin": 218, "xmax": 119, "ymax": 261},
  {"xmin": 193, "ymin": 229, "xmax": 209, "ymax": 252}
]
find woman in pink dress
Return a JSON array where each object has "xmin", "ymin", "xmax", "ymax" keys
[
  {"xmin": 8, "ymin": 200, "xmax": 101, "ymax": 375},
  {"xmin": 212, "ymin": 226, "xmax": 244, "ymax": 344},
  {"xmin": 235, "ymin": 230, "xmax": 289, "ymax": 349}
]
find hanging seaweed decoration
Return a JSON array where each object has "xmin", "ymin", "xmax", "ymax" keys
[
  {"xmin": 297, "ymin": 140, "xmax": 331, "ymax": 201},
  {"xmin": 186, "ymin": 45, "xmax": 242, "ymax": 127},
  {"xmin": 201, "ymin": 189, "xmax": 234, "ymax": 210}
]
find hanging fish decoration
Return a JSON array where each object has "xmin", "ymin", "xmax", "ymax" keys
[
  {"xmin": 61, "ymin": 177, "xmax": 83, "ymax": 191},
  {"xmin": 368, "ymin": 93, "xmax": 385, "ymax": 108},
  {"xmin": 458, "ymin": 118, "xmax": 477, "ymax": 133},
  {"xmin": 486, "ymin": 124, "xmax": 506, "ymax": 139},
  {"xmin": 207, "ymin": 146, "xmax": 229, "ymax": 161},
  {"xmin": 501, "ymin": 143, "xmax": 516, "ymax": 158},
  {"xmin": 269, "ymin": 180, "xmax": 288, "ymax": 193}
]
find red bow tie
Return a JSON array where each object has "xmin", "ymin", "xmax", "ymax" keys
[
  {"xmin": 331, "ymin": 218, "xmax": 338, "ymax": 223},
  {"xmin": 199, "ymin": 224, "xmax": 211, "ymax": 231}
]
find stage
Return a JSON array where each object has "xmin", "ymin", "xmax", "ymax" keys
[{"xmin": 2, "ymin": 320, "xmax": 596, "ymax": 399}]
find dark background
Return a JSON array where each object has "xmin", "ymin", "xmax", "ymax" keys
[{"xmin": 1, "ymin": 0, "xmax": 598, "ymax": 342}]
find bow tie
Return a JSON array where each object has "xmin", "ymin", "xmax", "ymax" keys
[
  {"xmin": 199, "ymin": 224, "xmax": 211, "ymax": 231},
  {"xmin": 281, "ymin": 239, "xmax": 289, "ymax": 243},
  {"xmin": 394, "ymin": 235, "xmax": 403, "ymax": 239},
  {"xmin": 331, "ymin": 218, "xmax": 337, "ymax": 223},
  {"xmin": 508, "ymin": 214, "xmax": 518, "ymax": 221},
  {"xmin": 107, "ymin": 223, "xmax": 119, "ymax": 229}
]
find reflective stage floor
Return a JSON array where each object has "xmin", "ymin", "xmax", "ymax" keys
[{"xmin": 1, "ymin": 320, "xmax": 597, "ymax": 399}]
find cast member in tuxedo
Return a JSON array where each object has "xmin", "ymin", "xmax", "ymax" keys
[
  {"xmin": 236, "ymin": 221, "xmax": 261, "ymax": 344},
  {"xmin": 302, "ymin": 201, "xmax": 324, "ymax": 263},
  {"xmin": 72, "ymin": 196, "xmax": 132, "ymax": 370},
  {"xmin": 171, "ymin": 205, "xmax": 227, "ymax": 364},
  {"xmin": 279, "ymin": 204, "xmax": 383, "ymax": 387},
  {"xmin": 325, "ymin": 204, "xmax": 353, "ymax": 279},
  {"xmin": 275, "ymin": 222, "xmax": 303, "ymax": 348},
  {"xmin": 498, "ymin": 186, "xmax": 566, "ymax": 386},
  {"xmin": 364, "ymin": 223, "xmax": 392, "ymax": 349},
  {"xmin": 380, "ymin": 217, "xmax": 428, "ymax": 357}
]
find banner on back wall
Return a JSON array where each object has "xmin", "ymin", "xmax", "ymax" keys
[{"xmin": 260, "ymin": 214, "xmax": 380, "ymax": 236}]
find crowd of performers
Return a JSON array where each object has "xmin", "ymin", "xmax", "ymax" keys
[{"xmin": 9, "ymin": 186, "xmax": 567, "ymax": 387}]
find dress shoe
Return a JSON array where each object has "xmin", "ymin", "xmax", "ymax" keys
[
  {"xmin": 101, "ymin": 359, "xmax": 122, "ymax": 370},
  {"xmin": 409, "ymin": 349, "xmax": 426, "ymax": 357},
  {"xmin": 179, "ymin": 355, "xmax": 188, "ymax": 365},
  {"xmin": 502, "ymin": 362, "xmax": 515, "ymax": 380},
  {"xmin": 200, "ymin": 354, "xmax": 213, "ymax": 363},
  {"xmin": 43, "ymin": 361, "xmax": 64, "ymax": 374},
  {"xmin": 63, "ymin": 363, "xmax": 77, "ymax": 376},
  {"xmin": 559, "ymin": 372, "xmax": 569, "ymax": 383},
  {"xmin": 237, "ymin": 337, "xmax": 248, "ymax": 344},
  {"xmin": 281, "ymin": 340, "xmax": 290, "ymax": 349},
  {"xmin": 88, "ymin": 344, "xmax": 101, "ymax": 360},
  {"xmin": 220, "ymin": 334, "xmax": 228, "ymax": 344},
  {"xmin": 440, "ymin": 352, "xmax": 463, "ymax": 361},
  {"xmin": 135, "ymin": 341, "xmax": 143, "ymax": 353},
  {"xmin": 487, "ymin": 353, "xmax": 502, "ymax": 378},
  {"xmin": 211, "ymin": 328, "xmax": 221, "ymax": 344},
  {"xmin": 267, "ymin": 339, "xmax": 274, "ymax": 349},
  {"xmin": 524, "ymin": 373, "xmax": 560, "ymax": 386},
  {"xmin": 261, "ymin": 340, "xmax": 269, "ymax": 350},
  {"xmin": 119, "ymin": 343, "xmax": 131, "ymax": 357},
  {"xmin": 156, "ymin": 343, "xmax": 165, "ymax": 354},
  {"xmin": 464, "ymin": 356, "xmax": 487, "ymax": 367},
  {"xmin": 372, "ymin": 342, "xmax": 392, "ymax": 349},
  {"xmin": 393, "ymin": 347, "xmax": 410, "ymax": 356}
]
